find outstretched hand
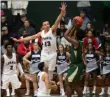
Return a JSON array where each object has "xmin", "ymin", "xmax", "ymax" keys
[
  {"xmin": 11, "ymin": 37, "xmax": 20, "ymax": 42},
  {"xmin": 59, "ymin": 2, "xmax": 67, "ymax": 13}
]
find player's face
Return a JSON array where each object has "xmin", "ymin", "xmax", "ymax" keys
[
  {"xmin": 33, "ymin": 43, "xmax": 39, "ymax": 51},
  {"xmin": 58, "ymin": 45, "xmax": 63, "ymax": 52},
  {"xmin": 43, "ymin": 64, "xmax": 48, "ymax": 71},
  {"xmin": 80, "ymin": 12, "xmax": 85, "ymax": 18},
  {"xmin": 42, "ymin": 21, "xmax": 50, "ymax": 31},
  {"xmin": 88, "ymin": 44, "xmax": 93, "ymax": 50},
  {"xmin": 6, "ymin": 45, "xmax": 12, "ymax": 53}
]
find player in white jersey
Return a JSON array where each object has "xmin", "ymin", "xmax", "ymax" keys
[
  {"xmin": 1, "ymin": 43, "xmax": 24, "ymax": 97},
  {"xmin": 37, "ymin": 62, "xmax": 57, "ymax": 96},
  {"xmin": 12, "ymin": 2, "xmax": 67, "ymax": 80}
]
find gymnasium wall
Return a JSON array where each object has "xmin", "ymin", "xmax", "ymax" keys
[{"xmin": 27, "ymin": 1, "xmax": 104, "ymax": 32}]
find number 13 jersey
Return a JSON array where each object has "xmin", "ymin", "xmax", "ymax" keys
[
  {"xmin": 41, "ymin": 28, "xmax": 57, "ymax": 52},
  {"xmin": 3, "ymin": 53, "xmax": 17, "ymax": 75}
]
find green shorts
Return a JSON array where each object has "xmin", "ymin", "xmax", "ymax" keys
[{"xmin": 67, "ymin": 63, "xmax": 85, "ymax": 82}]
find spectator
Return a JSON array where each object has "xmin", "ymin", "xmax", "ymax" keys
[
  {"xmin": 1, "ymin": 38, "xmax": 16, "ymax": 55},
  {"xmin": 77, "ymin": 1, "xmax": 92, "ymax": 21},
  {"xmin": 1, "ymin": 16, "xmax": 8, "ymax": 28},
  {"xmin": 82, "ymin": 30, "xmax": 99, "ymax": 53},
  {"xmin": 57, "ymin": 21, "xmax": 67, "ymax": 44},
  {"xmin": 18, "ymin": 20, "xmax": 36, "ymax": 37},
  {"xmin": 80, "ymin": 10, "xmax": 90, "ymax": 31},
  {"xmin": 78, "ymin": 10, "xmax": 90, "ymax": 40},
  {"xmin": 58, "ymin": 11, "xmax": 72, "ymax": 29}
]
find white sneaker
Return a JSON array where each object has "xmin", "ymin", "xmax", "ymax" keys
[
  {"xmin": 11, "ymin": 92, "xmax": 15, "ymax": 96},
  {"xmin": 34, "ymin": 91, "xmax": 38, "ymax": 96},
  {"xmin": 25, "ymin": 91, "xmax": 30, "ymax": 95},
  {"xmin": 6, "ymin": 93, "xmax": 10, "ymax": 96},
  {"xmin": 86, "ymin": 87, "xmax": 90, "ymax": 94},
  {"xmin": 92, "ymin": 90, "xmax": 96, "ymax": 94},
  {"xmin": 61, "ymin": 92, "xmax": 65, "ymax": 96},
  {"xmin": 99, "ymin": 91, "xmax": 105, "ymax": 96},
  {"xmin": 83, "ymin": 90, "xmax": 87, "ymax": 94}
]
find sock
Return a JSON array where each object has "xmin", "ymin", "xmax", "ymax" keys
[
  {"xmin": 34, "ymin": 90, "xmax": 37, "ymax": 94},
  {"xmin": 60, "ymin": 88, "xmax": 64, "ymax": 93},
  {"xmin": 108, "ymin": 87, "xmax": 110, "ymax": 92},
  {"xmin": 83, "ymin": 86, "xmax": 87, "ymax": 91},
  {"xmin": 6, "ymin": 89, "xmax": 10, "ymax": 95},
  {"xmin": 93, "ymin": 86, "xmax": 96, "ymax": 91},
  {"xmin": 12, "ymin": 88, "xmax": 15, "ymax": 94},
  {"xmin": 101, "ymin": 87, "xmax": 104, "ymax": 92}
]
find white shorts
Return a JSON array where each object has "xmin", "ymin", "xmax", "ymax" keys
[
  {"xmin": 2, "ymin": 74, "xmax": 21, "ymax": 89},
  {"xmin": 41, "ymin": 51, "xmax": 57, "ymax": 71}
]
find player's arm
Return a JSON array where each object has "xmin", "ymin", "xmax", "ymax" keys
[
  {"xmin": 43, "ymin": 73, "xmax": 50, "ymax": 89},
  {"xmin": 16, "ymin": 55, "xmax": 24, "ymax": 76},
  {"xmin": 51, "ymin": 2, "xmax": 67, "ymax": 33},
  {"xmin": 23, "ymin": 51, "xmax": 31, "ymax": 64},
  {"xmin": 82, "ymin": 53, "xmax": 87, "ymax": 66},
  {"xmin": 64, "ymin": 26, "xmax": 79, "ymax": 46},
  {"xmin": 11, "ymin": 32, "xmax": 41, "ymax": 42},
  {"xmin": 1, "ymin": 56, "xmax": 4, "ymax": 76}
]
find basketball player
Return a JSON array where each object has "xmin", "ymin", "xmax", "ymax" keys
[
  {"xmin": 37, "ymin": 62, "xmax": 57, "ymax": 96},
  {"xmin": 1, "ymin": 43, "xmax": 24, "ymax": 97},
  {"xmin": 82, "ymin": 43, "xmax": 99, "ymax": 94},
  {"xmin": 64, "ymin": 23, "xmax": 85, "ymax": 97},
  {"xmin": 23, "ymin": 42, "xmax": 41, "ymax": 96},
  {"xmin": 99, "ymin": 44, "xmax": 110, "ymax": 95},
  {"xmin": 11, "ymin": 2, "xmax": 67, "ymax": 80}
]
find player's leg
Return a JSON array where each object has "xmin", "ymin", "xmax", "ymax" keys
[
  {"xmin": 65, "ymin": 81, "xmax": 72, "ymax": 97},
  {"xmin": 83, "ymin": 72, "xmax": 90, "ymax": 94},
  {"xmin": 73, "ymin": 82, "xmax": 83, "ymax": 97},
  {"xmin": 11, "ymin": 74, "xmax": 22, "ymax": 96},
  {"xmin": 48, "ymin": 52, "xmax": 57, "ymax": 80}
]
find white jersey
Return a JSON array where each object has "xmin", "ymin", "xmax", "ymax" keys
[
  {"xmin": 2, "ymin": 53, "xmax": 17, "ymax": 75},
  {"xmin": 41, "ymin": 28, "xmax": 57, "ymax": 52},
  {"xmin": 37, "ymin": 72, "xmax": 50, "ymax": 96}
]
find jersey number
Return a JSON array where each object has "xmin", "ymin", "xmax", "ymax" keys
[
  {"xmin": 10, "ymin": 66, "xmax": 13, "ymax": 70},
  {"xmin": 45, "ymin": 41, "xmax": 51, "ymax": 47}
]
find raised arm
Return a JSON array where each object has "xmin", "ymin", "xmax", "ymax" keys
[
  {"xmin": 64, "ymin": 26, "xmax": 79, "ymax": 46},
  {"xmin": 11, "ymin": 32, "xmax": 41, "ymax": 42},
  {"xmin": 51, "ymin": 2, "xmax": 67, "ymax": 33}
]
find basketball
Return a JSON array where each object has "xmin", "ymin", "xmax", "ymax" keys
[{"xmin": 73, "ymin": 16, "xmax": 83, "ymax": 28}]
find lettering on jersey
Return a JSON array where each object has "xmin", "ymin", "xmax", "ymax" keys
[
  {"xmin": 43, "ymin": 37, "xmax": 52, "ymax": 40},
  {"xmin": 6, "ymin": 61, "xmax": 16, "ymax": 66},
  {"xmin": 58, "ymin": 56, "xmax": 66, "ymax": 60}
]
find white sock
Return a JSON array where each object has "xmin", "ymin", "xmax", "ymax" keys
[
  {"xmin": 93, "ymin": 86, "xmax": 96, "ymax": 91},
  {"xmin": 60, "ymin": 88, "xmax": 64, "ymax": 93},
  {"xmin": 101, "ymin": 87, "xmax": 104, "ymax": 92},
  {"xmin": 12, "ymin": 88, "xmax": 15, "ymax": 94},
  {"xmin": 34, "ymin": 90, "xmax": 37, "ymax": 94},
  {"xmin": 83, "ymin": 86, "xmax": 87, "ymax": 91},
  {"xmin": 6, "ymin": 89, "xmax": 10, "ymax": 95},
  {"xmin": 108, "ymin": 87, "xmax": 110, "ymax": 92}
]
